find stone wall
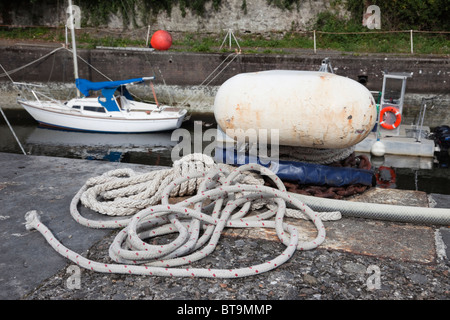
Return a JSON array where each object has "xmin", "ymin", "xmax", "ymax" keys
[
  {"xmin": 1, "ymin": 45, "xmax": 449, "ymax": 126},
  {"xmin": 1, "ymin": 0, "xmax": 344, "ymax": 34},
  {"xmin": 1, "ymin": 46, "xmax": 448, "ymax": 91},
  {"xmin": 144, "ymin": 0, "xmax": 344, "ymax": 34}
]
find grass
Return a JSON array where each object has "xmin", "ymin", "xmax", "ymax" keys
[
  {"xmin": 0, "ymin": 26, "xmax": 448, "ymax": 55},
  {"xmin": 172, "ymin": 30, "xmax": 449, "ymax": 55},
  {"xmin": 313, "ymin": 31, "xmax": 450, "ymax": 54}
]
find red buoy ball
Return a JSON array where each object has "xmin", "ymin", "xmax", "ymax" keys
[{"xmin": 150, "ymin": 30, "xmax": 172, "ymax": 51}]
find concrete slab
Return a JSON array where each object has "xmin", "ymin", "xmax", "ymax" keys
[
  {"xmin": 439, "ymin": 227, "xmax": 450, "ymax": 260},
  {"xmin": 349, "ymin": 188, "xmax": 430, "ymax": 207},
  {"xmin": 224, "ymin": 217, "xmax": 437, "ymax": 264},
  {"xmin": 223, "ymin": 187, "xmax": 445, "ymax": 264},
  {"xmin": 430, "ymin": 193, "xmax": 450, "ymax": 209},
  {"xmin": 0, "ymin": 152, "xmax": 161, "ymax": 300}
]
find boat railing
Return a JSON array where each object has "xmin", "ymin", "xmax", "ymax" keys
[
  {"xmin": 412, "ymin": 97, "xmax": 435, "ymax": 142},
  {"xmin": 14, "ymin": 82, "xmax": 67, "ymax": 108}
]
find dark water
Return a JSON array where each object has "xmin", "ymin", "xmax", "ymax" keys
[
  {"xmin": 0, "ymin": 110, "xmax": 215, "ymax": 166},
  {"xmin": 2, "ymin": 110, "xmax": 450, "ymax": 195}
]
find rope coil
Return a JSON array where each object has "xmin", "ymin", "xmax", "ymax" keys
[{"xmin": 25, "ymin": 156, "xmax": 329, "ymax": 278}]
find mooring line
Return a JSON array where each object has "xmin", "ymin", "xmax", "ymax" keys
[{"xmin": 25, "ymin": 161, "xmax": 325, "ymax": 278}]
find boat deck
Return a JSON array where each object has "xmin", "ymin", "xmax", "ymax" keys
[{"xmin": 355, "ymin": 125, "xmax": 436, "ymax": 158}]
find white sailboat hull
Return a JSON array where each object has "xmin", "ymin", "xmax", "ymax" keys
[{"xmin": 20, "ymin": 101, "xmax": 186, "ymax": 133}]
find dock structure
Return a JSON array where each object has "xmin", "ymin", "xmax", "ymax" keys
[
  {"xmin": 0, "ymin": 152, "xmax": 449, "ymax": 300},
  {"xmin": 355, "ymin": 125, "xmax": 436, "ymax": 159}
]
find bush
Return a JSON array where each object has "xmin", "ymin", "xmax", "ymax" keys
[{"xmin": 346, "ymin": 0, "xmax": 450, "ymax": 31}]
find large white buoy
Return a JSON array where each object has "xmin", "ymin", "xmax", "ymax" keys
[{"xmin": 214, "ymin": 70, "xmax": 377, "ymax": 148}]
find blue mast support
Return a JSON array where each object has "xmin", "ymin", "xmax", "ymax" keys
[{"xmin": 98, "ymin": 88, "xmax": 120, "ymax": 112}]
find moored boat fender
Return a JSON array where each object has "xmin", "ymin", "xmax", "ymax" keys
[
  {"xmin": 379, "ymin": 106, "xmax": 402, "ymax": 130},
  {"xmin": 375, "ymin": 166, "xmax": 396, "ymax": 188},
  {"xmin": 214, "ymin": 70, "xmax": 377, "ymax": 149}
]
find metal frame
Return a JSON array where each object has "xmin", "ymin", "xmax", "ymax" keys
[{"xmin": 379, "ymin": 72, "xmax": 412, "ymax": 136}]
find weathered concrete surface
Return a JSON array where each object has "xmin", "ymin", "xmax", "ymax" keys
[
  {"xmin": 0, "ymin": 152, "xmax": 160, "ymax": 300},
  {"xmin": 225, "ymin": 188, "xmax": 437, "ymax": 264},
  {"xmin": 349, "ymin": 188, "xmax": 430, "ymax": 207},
  {"xmin": 0, "ymin": 152, "xmax": 449, "ymax": 300},
  {"xmin": 224, "ymin": 218, "xmax": 437, "ymax": 264}
]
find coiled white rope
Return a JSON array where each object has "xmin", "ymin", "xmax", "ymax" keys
[
  {"xmin": 74, "ymin": 153, "xmax": 340, "ymax": 223},
  {"xmin": 25, "ymin": 156, "xmax": 331, "ymax": 278},
  {"xmin": 278, "ymin": 145, "xmax": 356, "ymax": 164}
]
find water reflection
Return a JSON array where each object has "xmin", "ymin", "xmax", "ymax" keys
[
  {"xmin": 26, "ymin": 126, "xmax": 177, "ymax": 164},
  {"xmin": 0, "ymin": 112, "xmax": 216, "ymax": 167},
  {"xmin": 1, "ymin": 113, "xmax": 450, "ymax": 195}
]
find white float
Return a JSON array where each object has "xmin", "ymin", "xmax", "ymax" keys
[{"xmin": 214, "ymin": 70, "xmax": 377, "ymax": 148}]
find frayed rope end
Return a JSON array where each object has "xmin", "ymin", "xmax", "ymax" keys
[{"xmin": 25, "ymin": 210, "xmax": 41, "ymax": 231}]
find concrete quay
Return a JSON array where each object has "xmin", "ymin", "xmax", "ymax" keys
[{"xmin": 0, "ymin": 152, "xmax": 449, "ymax": 302}]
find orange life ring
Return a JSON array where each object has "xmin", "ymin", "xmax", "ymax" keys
[{"xmin": 380, "ymin": 106, "xmax": 401, "ymax": 130}]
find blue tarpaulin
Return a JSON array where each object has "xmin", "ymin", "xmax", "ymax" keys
[
  {"xmin": 75, "ymin": 78, "xmax": 147, "ymax": 97},
  {"xmin": 75, "ymin": 77, "xmax": 153, "ymax": 112},
  {"xmin": 215, "ymin": 148, "xmax": 374, "ymax": 187}
]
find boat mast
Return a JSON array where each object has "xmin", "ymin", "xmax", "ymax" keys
[{"xmin": 68, "ymin": 0, "xmax": 80, "ymax": 97}]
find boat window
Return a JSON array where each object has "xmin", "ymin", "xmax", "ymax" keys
[
  {"xmin": 383, "ymin": 78, "xmax": 402, "ymax": 105},
  {"xmin": 72, "ymin": 105, "xmax": 81, "ymax": 109},
  {"xmin": 84, "ymin": 106, "xmax": 106, "ymax": 113}
]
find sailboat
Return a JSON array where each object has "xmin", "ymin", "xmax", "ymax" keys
[{"xmin": 16, "ymin": 1, "xmax": 187, "ymax": 133}]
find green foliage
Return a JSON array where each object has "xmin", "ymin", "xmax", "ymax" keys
[
  {"xmin": 2, "ymin": 0, "xmax": 449, "ymax": 31},
  {"xmin": 75, "ymin": 0, "xmax": 138, "ymax": 27},
  {"xmin": 0, "ymin": 26, "xmax": 61, "ymax": 42},
  {"xmin": 311, "ymin": 12, "xmax": 449, "ymax": 54},
  {"xmin": 175, "ymin": 33, "xmax": 217, "ymax": 52},
  {"xmin": 1, "ymin": 0, "xmax": 448, "ymax": 55},
  {"xmin": 346, "ymin": 0, "xmax": 450, "ymax": 31},
  {"xmin": 239, "ymin": 32, "xmax": 313, "ymax": 49},
  {"xmin": 78, "ymin": 0, "xmax": 224, "ymax": 26},
  {"xmin": 266, "ymin": 0, "xmax": 302, "ymax": 11},
  {"xmin": 0, "ymin": 0, "xmax": 224, "ymax": 28},
  {"xmin": 314, "ymin": 11, "xmax": 365, "ymax": 32}
]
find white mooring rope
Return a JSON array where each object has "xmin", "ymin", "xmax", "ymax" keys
[{"xmin": 25, "ymin": 154, "xmax": 336, "ymax": 278}]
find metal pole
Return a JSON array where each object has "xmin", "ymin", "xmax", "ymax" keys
[
  {"xmin": 313, "ymin": 30, "xmax": 316, "ymax": 54},
  {"xmin": 0, "ymin": 63, "xmax": 26, "ymax": 155},
  {"xmin": 146, "ymin": 25, "xmax": 151, "ymax": 47},
  {"xmin": 230, "ymin": 30, "xmax": 241, "ymax": 51},
  {"xmin": 0, "ymin": 107, "xmax": 26, "ymax": 155},
  {"xmin": 68, "ymin": 0, "xmax": 80, "ymax": 97},
  {"xmin": 410, "ymin": 30, "xmax": 414, "ymax": 54},
  {"xmin": 65, "ymin": 25, "xmax": 68, "ymax": 47}
]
